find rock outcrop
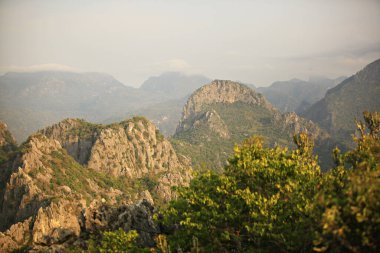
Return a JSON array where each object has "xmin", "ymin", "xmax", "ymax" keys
[
  {"xmin": 0, "ymin": 122, "xmax": 16, "ymax": 148},
  {"xmin": 0, "ymin": 117, "xmax": 191, "ymax": 252},
  {"xmin": 0, "ymin": 199, "xmax": 158, "ymax": 252}
]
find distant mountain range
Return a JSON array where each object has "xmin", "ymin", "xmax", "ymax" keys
[
  {"xmin": 140, "ymin": 72, "xmax": 211, "ymax": 100},
  {"xmin": 1, "ymin": 59, "xmax": 379, "ymax": 151},
  {"xmin": 257, "ymin": 76, "xmax": 346, "ymax": 114},
  {"xmin": 0, "ymin": 71, "xmax": 209, "ymax": 142}
]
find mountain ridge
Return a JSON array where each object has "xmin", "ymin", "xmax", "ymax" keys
[{"xmin": 302, "ymin": 58, "xmax": 380, "ymax": 146}]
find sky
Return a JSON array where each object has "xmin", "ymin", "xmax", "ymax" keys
[{"xmin": 0, "ymin": 0, "xmax": 379, "ymax": 87}]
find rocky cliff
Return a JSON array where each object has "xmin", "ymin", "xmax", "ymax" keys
[
  {"xmin": 0, "ymin": 117, "xmax": 191, "ymax": 252},
  {"xmin": 180, "ymin": 80, "xmax": 274, "ymax": 122}
]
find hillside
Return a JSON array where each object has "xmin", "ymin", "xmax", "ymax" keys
[
  {"xmin": 0, "ymin": 117, "xmax": 191, "ymax": 252},
  {"xmin": 171, "ymin": 80, "xmax": 325, "ymax": 171},
  {"xmin": 302, "ymin": 59, "xmax": 380, "ymax": 146},
  {"xmin": 257, "ymin": 76, "xmax": 346, "ymax": 113}
]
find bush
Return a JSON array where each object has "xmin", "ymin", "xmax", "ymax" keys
[{"xmin": 163, "ymin": 135, "xmax": 321, "ymax": 252}]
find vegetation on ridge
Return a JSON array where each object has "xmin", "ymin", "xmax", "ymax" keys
[{"xmin": 160, "ymin": 111, "xmax": 380, "ymax": 252}]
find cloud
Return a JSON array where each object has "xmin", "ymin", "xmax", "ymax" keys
[{"xmin": 0, "ymin": 63, "xmax": 77, "ymax": 73}]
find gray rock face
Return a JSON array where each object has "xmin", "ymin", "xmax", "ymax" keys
[
  {"xmin": 32, "ymin": 200, "xmax": 82, "ymax": 246},
  {"xmin": 0, "ymin": 199, "xmax": 159, "ymax": 252},
  {"xmin": 85, "ymin": 199, "xmax": 159, "ymax": 247},
  {"xmin": 180, "ymin": 80, "xmax": 274, "ymax": 122},
  {"xmin": 38, "ymin": 119, "xmax": 98, "ymax": 165}
]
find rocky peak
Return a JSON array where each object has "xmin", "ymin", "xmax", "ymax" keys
[
  {"xmin": 0, "ymin": 121, "xmax": 16, "ymax": 148},
  {"xmin": 181, "ymin": 80, "xmax": 274, "ymax": 121},
  {"xmin": 38, "ymin": 118, "xmax": 101, "ymax": 164}
]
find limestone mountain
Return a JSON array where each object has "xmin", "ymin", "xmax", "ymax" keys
[
  {"xmin": 171, "ymin": 80, "xmax": 325, "ymax": 171},
  {"xmin": 0, "ymin": 117, "xmax": 190, "ymax": 252},
  {"xmin": 257, "ymin": 76, "xmax": 346, "ymax": 114},
  {"xmin": 302, "ymin": 58, "xmax": 380, "ymax": 146}
]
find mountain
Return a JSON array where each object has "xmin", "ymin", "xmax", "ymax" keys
[
  {"xmin": 257, "ymin": 77, "xmax": 346, "ymax": 113},
  {"xmin": 0, "ymin": 117, "xmax": 190, "ymax": 252},
  {"xmin": 302, "ymin": 59, "xmax": 380, "ymax": 146},
  {"xmin": 140, "ymin": 72, "xmax": 211, "ymax": 100},
  {"xmin": 171, "ymin": 80, "xmax": 325, "ymax": 171}
]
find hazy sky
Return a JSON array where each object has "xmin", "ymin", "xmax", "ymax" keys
[{"xmin": 1, "ymin": 0, "xmax": 379, "ymax": 87}]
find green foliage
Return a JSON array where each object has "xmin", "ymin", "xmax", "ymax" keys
[
  {"xmin": 313, "ymin": 112, "xmax": 380, "ymax": 252},
  {"xmin": 163, "ymin": 135, "xmax": 321, "ymax": 252},
  {"xmin": 68, "ymin": 119, "xmax": 104, "ymax": 138},
  {"xmin": 99, "ymin": 229, "xmax": 149, "ymax": 253},
  {"xmin": 68, "ymin": 229, "xmax": 149, "ymax": 253}
]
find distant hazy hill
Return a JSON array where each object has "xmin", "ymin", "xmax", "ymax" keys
[
  {"xmin": 302, "ymin": 59, "xmax": 380, "ymax": 146},
  {"xmin": 140, "ymin": 72, "xmax": 211, "ymax": 100},
  {"xmin": 171, "ymin": 80, "xmax": 326, "ymax": 171},
  {"xmin": 257, "ymin": 77, "xmax": 346, "ymax": 113},
  {"xmin": 0, "ymin": 71, "xmax": 158, "ymax": 142},
  {"xmin": 0, "ymin": 71, "xmax": 210, "ymax": 142}
]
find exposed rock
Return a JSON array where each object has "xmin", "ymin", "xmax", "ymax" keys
[
  {"xmin": 87, "ymin": 118, "xmax": 184, "ymax": 179},
  {"xmin": 280, "ymin": 112, "xmax": 323, "ymax": 139},
  {"xmin": 180, "ymin": 80, "xmax": 274, "ymax": 122},
  {"xmin": 32, "ymin": 200, "xmax": 82, "ymax": 246},
  {"xmin": 0, "ymin": 122, "xmax": 16, "ymax": 148},
  {"xmin": 39, "ymin": 118, "xmax": 99, "ymax": 165},
  {"xmin": 177, "ymin": 109, "xmax": 230, "ymax": 139},
  {"xmin": 0, "ymin": 134, "xmax": 63, "ymax": 230},
  {"xmin": 85, "ymin": 199, "xmax": 158, "ymax": 247},
  {"xmin": 0, "ymin": 117, "xmax": 191, "ymax": 251},
  {"xmin": 0, "ymin": 218, "xmax": 32, "ymax": 252},
  {"xmin": 172, "ymin": 79, "xmax": 330, "ymax": 171}
]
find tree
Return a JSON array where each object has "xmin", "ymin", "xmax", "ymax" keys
[
  {"xmin": 163, "ymin": 135, "xmax": 321, "ymax": 252},
  {"xmin": 313, "ymin": 112, "xmax": 380, "ymax": 252}
]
